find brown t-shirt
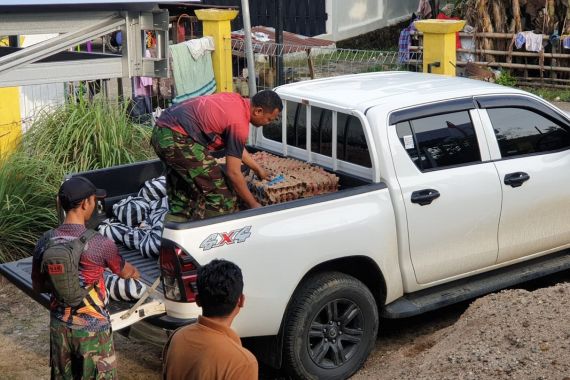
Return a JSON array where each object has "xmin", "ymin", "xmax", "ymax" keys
[{"xmin": 163, "ymin": 316, "xmax": 258, "ymax": 380}]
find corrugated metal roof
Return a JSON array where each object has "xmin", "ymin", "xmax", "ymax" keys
[{"xmin": 231, "ymin": 26, "xmax": 335, "ymax": 55}]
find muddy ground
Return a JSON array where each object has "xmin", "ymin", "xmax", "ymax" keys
[{"xmin": 1, "ymin": 270, "xmax": 569, "ymax": 380}]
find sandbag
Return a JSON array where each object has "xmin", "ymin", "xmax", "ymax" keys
[
  {"xmin": 112, "ymin": 196, "xmax": 150, "ymax": 227},
  {"xmin": 104, "ymin": 273, "xmax": 147, "ymax": 302},
  {"xmin": 140, "ymin": 227, "xmax": 162, "ymax": 258},
  {"xmin": 148, "ymin": 207, "xmax": 168, "ymax": 230},
  {"xmin": 138, "ymin": 176, "xmax": 167, "ymax": 202},
  {"xmin": 122, "ymin": 227, "xmax": 147, "ymax": 250},
  {"xmin": 97, "ymin": 218, "xmax": 130, "ymax": 244}
]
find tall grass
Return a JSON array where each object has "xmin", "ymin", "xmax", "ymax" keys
[
  {"xmin": 0, "ymin": 99, "xmax": 156, "ymax": 262},
  {"xmin": 0, "ymin": 152, "xmax": 63, "ymax": 261},
  {"xmin": 24, "ymin": 99, "xmax": 155, "ymax": 172}
]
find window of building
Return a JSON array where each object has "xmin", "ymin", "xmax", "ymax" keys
[
  {"xmin": 396, "ymin": 111, "xmax": 481, "ymax": 170},
  {"xmin": 486, "ymin": 108, "xmax": 570, "ymax": 157}
]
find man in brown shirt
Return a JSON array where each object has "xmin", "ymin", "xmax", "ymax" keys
[{"xmin": 163, "ymin": 259, "xmax": 258, "ymax": 380}]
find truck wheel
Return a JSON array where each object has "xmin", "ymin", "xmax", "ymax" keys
[{"xmin": 283, "ymin": 272, "xmax": 379, "ymax": 380}]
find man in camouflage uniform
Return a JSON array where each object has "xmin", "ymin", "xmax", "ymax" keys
[
  {"xmin": 152, "ymin": 90, "xmax": 282, "ymax": 221},
  {"xmin": 32, "ymin": 176, "xmax": 141, "ymax": 379}
]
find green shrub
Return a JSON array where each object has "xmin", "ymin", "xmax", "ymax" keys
[
  {"xmin": 0, "ymin": 152, "xmax": 63, "ymax": 261},
  {"xmin": 521, "ymin": 87, "xmax": 570, "ymax": 102},
  {"xmin": 0, "ymin": 100, "xmax": 156, "ymax": 262},
  {"xmin": 495, "ymin": 70, "xmax": 517, "ymax": 87},
  {"xmin": 24, "ymin": 99, "xmax": 155, "ymax": 172}
]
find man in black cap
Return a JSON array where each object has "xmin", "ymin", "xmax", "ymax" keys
[{"xmin": 32, "ymin": 176, "xmax": 141, "ymax": 379}]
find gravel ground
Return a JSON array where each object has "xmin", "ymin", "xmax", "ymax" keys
[
  {"xmin": 552, "ymin": 101, "xmax": 570, "ymax": 112},
  {"xmin": 2, "ymin": 271, "xmax": 570, "ymax": 380}
]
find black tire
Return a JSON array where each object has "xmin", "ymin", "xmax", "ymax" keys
[{"xmin": 282, "ymin": 272, "xmax": 379, "ymax": 380}]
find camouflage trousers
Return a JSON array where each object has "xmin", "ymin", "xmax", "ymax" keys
[
  {"xmin": 151, "ymin": 126, "xmax": 237, "ymax": 220},
  {"xmin": 49, "ymin": 318, "xmax": 117, "ymax": 380}
]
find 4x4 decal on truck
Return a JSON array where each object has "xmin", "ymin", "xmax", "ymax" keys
[{"xmin": 199, "ymin": 226, "xmax": 252, "ymax": 251}]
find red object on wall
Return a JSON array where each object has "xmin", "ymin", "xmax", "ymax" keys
[{"xmin": 436, "ymin": 13, "xmax": 462, "ymax": 49}]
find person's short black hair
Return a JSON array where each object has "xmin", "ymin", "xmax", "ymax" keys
[
  {"xmin": 60, "ymin": 198, "xmax": 84, "ymax": 212},
  {"xmin": 197, "ymin": 259, "xmax": 244, "ymax": 318},
  {"xmin": 251, "ymin": 90, "xmax": 283, "ymax": 112}
]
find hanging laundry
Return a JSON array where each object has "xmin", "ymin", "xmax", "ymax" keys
[
  {"xmin": 183, "ymin": 36, "xmax": 215, "ymax": 60},
  {"xmin": 169, "ymin": 36, "xmax": 216, "ymax": 104},
  {"xmin": 515, "ymin": 31, "xmax": 544, "ymax": 52},
  {"xmin": 416, "ymin": 0, "xmax": 432, "ymax": 19},
  {"xmin": 563, "ymin": 36, "xmax": 570, "ymax": 50},
  {"xmin": 398, "ymin": 18, "xmax": 418, "ymax": 63}
]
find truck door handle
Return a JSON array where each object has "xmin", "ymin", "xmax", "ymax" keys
[
  {"xmin": 411, "ymin": 189, "xmax": 440, "ymax": 206},
  {"xmin": 504, "ymin": 172, "xmax": 530, "ymax": 188}
]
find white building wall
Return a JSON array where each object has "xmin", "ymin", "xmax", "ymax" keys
[
  {"xmin": 18, "ymin": 34, "xmax": 65, "ymax": 132},
  {"xmin": 323, "ymin": 0, "xmax": 417, "ymax": 41}
]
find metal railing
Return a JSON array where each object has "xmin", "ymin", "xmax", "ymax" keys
[{"xmin": 229, "ymin": 39, "xmax": 423, "ymax": 93}]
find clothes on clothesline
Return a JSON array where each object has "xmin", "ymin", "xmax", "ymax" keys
[
  {"xmin": 169, "ymin": 36, "xmax": 216, "ymax": 104},
  {"xmin": 134, "ymin": 77, "xmax": 153, "ymax": 97},
  {"xmin": 183, "ymin": 36, "xmax": 215, "ymax": 60},
  {"xmin": 563, "ymin": 36, "xmax": 570, "ymax": 50},
  {"xmin": 416, "ymin": 0, "xmax": 432, "ymax": 19},
  {"xmin": 515, "ymin": 31, "xmax": 544, "ymax": 52},
  {"xmin": 398, "ymin": 21, "xmax": 417, "ymax": 63}
]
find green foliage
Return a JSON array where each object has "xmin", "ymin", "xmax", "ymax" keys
[
  {"xmin": 0, "ymin": 100, "xmax": 156, "ymax": 262},
  {"xmin": 0, "ymin": 152, "xmax": 63, "ymax": 262},
  {"xmin": 24, "ymin": 99, "xmax": 155, "ymax": 172},
  {"xmin": 495, "ymin": 70, "xmax": 517, "ymax": 87},
  {"xmin": 520, "ymin": 87, "xmax": 570, "ymax": 102}
]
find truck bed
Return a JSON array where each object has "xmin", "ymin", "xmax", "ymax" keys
[
  {"xmin": 0, "ymin": 245, "xmax": 162, "ymax": 314},
  {"xmin": 1, "ymin": 149, "xmax": 373, "ymax": 330}
]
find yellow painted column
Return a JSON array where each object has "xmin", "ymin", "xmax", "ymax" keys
[
  {"xmin": 195, "ymin": 9, "xmax": 239, "ymax": 93},
  {"xmin": 0, "ymin": 87, "xmax": 22, "ymax": 157},
  {"xmin": 414, "ymin": 20, "xmax": 465, "ymax": 76}
]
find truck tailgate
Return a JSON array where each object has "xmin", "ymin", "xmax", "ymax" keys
[{"xmin": 0, "ymin": 246, "xmax": 165, "ymax": 331}]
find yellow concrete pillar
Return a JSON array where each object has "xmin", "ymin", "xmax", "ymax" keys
[
  {"xmin": 0, "ymin": 87, "xmax": 22, "ymax": 157},
  {"xmin": 195, "ymin": 9, "xmax": 239, "ymax": 93},
  {"xmin": 414, "ymin": 20, "xmax": 465, "ymax": 76}
]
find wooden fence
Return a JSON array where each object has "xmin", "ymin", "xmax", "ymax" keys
[{"xmin": 410, "ymin": 31, "xmax": 570, "ymax": 88}]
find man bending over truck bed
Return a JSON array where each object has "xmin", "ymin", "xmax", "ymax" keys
[{"xmin": 151, "ymin": 91, "xmax": 282, "ymax": 221}]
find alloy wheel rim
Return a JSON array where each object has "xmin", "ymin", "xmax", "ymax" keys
[{"xmin": 307, "ymin": 298, "xmax": 364, "ymax": 369}]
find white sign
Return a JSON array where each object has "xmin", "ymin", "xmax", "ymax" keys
[{"xmin": 403, "ymin": 135, "xmax": 415, "ymax": 150}]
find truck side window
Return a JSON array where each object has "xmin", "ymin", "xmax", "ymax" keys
[
  {"xmin": 486, "ymin": 108, "xmax": 570, "ymax": 158},
  {"xmin": 262, "ymin": 101, "xmax": 307, "ymax": 149},
  {"xmin": 287, "ymin": 102, "xmax": 307, "ymax": 149},
  {"xmin": 338, "ymin": 113, "xmax": 372, "ymax": 168},
  {"xmin": 263, "ymin": 113, "xmax": 282, "ymax": 143},
  {"xmin": 396, "ymin": 111, "xmax": 481, "ymax": 171},
  {"xmin": 311, "ymin": 107, "xmax": 333, "ymax": 157}
]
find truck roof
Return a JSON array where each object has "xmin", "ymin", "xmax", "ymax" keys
[{"xmin": 275, "ymin": 71, "xmax": 525, "ymax": 113}]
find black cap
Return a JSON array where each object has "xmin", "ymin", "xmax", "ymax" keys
[{"xmin": 58, "ymin": 176, "xmax": 106, "ymax": 208}]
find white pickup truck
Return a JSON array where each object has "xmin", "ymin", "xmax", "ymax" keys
[{"xmin": 3, "ymin": 72, "xmax": 570, "ymax": 380}]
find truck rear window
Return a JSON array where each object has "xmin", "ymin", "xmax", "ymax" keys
[{"xmin": 263, "ymin": 101, "xmax": 372, "ymax": 168}]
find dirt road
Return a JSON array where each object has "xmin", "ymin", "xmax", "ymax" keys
[{"xmin": 2, "ymin": 269, "xmax": 569, "ymax": 380}]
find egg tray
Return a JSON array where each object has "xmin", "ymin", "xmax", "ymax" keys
[{"xmin": 246, "ymin": 152, "xmax": 339, "ymax": 205}]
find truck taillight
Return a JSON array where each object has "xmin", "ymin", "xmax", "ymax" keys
[{"xmin": 159, "ymin": 240, "xmax": 199, "ymax": 302}]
